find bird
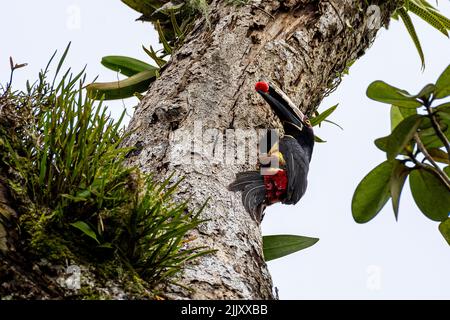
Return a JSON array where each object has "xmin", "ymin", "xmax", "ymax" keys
[{"xmin": 228, "ymin": 81, "xmax": 314, "ymax": 223}]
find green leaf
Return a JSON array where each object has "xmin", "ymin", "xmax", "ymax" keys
[
  {"xmin": 435, "ymin": 65, "xmax": 450, "ymax": 99},
  {"xmin": 386, "ymin": 114, "xmax": 423, "ymax": 160},
  {"xmin": 352, "ymin": 160, "xmax": 394, "ymax": 223},
  {"xmin": 156, "ymin": 20, "xmax": 173, "ymax": 54},
  {"xmin": 314, "ymin": 135, "xmax": 326, "ymax": 143},
  {"xmin": 101, "ymin": 56, "xmax": 157, "ymax": 77},
  {"xmin": 425, "ymin": 5, "xmax": 450, "ymax": 30},
  {"xmin": 86, "ymin": 70, "xmax": 157, "ymax": 100},
  {"xmin": 374, "ymin": 136, "xmax": 389, "ymax": 152},
  {"xmin": 409, "ymin": 169, "xmax": 450, "ymax": 221},
  {"xmin": 76, "ymin": 189, "xmax": 91, "ymax": 198},
  {"xmin": 390, "ymin": 161, "xmax": 410, "ymax": 220},
  {"xmin": 71, "ymin": 221, "xmax": 100, "ymax": 244},
  {"xmin": 412, "ymin": 84, "xmax": 436, "ymax": 100},
  {"xmin": 54, "ymin": 42, "xmax": 71, "ymax": 81},
  {"xmin": 408, "ymin": 1, "xmax": 448, "ymax": 36},
  {"xmin": 419, "ymin": 118, "xmax": 450, "ymax": 148},
  {"xmin": 367, "ymin": 81, "xmax": 422, "ymax": 108},
  {"xmin": 310, "ymin": 104, "xmax": 338, "ymax": 127},
  {"xmin": 427, "ymin": 148, "xmax": 449, "ymax": 164},
  {"xmin": 436, "ymin": 103, "xmax": 450, "ymax": 122},
  {"xmin": 143, "ymin": 45, "xmax": 167, "ymax": 68},
  {"xmin": 444, "ymin": 166, "xmax": 450, "ymax": 176},
  {"xmin": 171, "ymin": 10, "xmax": 184, "ymax": 40},
  {"xmin": 398, "ymin": 8, "xmax": 425, "ymax": 69},
  {"xmin": 263, "ymin": 235, "xmax": 319, "ymax": 261},
  {"xmin": 322, "ymin": 119, "xmax": 344, "ymax": 130},
  {"xmin": 121, "ymin": 0, "xmax": 156, "ymax": 17},
  {"xmin": 390, "ymin": 105, "xmax": 417, "ymax": 131},
  {"xmin": 439, "ymin": 219, "xmax": 450, "ymax": 246}
]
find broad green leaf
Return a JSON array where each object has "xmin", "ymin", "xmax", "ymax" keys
[
  {"xmin": 436, "ymin": 104, "xmax": 450, "ymax": 122},
  {"xmin": 413, "ymin": 84, "xmax": 436, "ymax": 100},
  {"xmin": 121, "ymin": 0, "xmax": 156, "ymax": 17},
  {"xmin": 419, "ymin": 118, "xmax": 450, "ymax": 148},
  {"xmin": 409, "ymin": 169, "xmax": 450, "ymax": 221},
  {"xmin": 352, "ymin": 160, "xmax": 394, "ymax": 223},
  {"xmin": 439, "ymin": 219, "xmax": 450, "ymax": 246},
  {"xmin": 101, "ymin": 56, "xmax": 157, "ymax": 77},
  {"xmin": 367, "ymin": 81, "xmax": 422, "ymax": 108},
  {"xmin": 418, "ymin": 116, "xmax": 433, "ymax": 130},
  {"xmin": 435, "ymin": 65, "xmax": 450, "ymax": 99},
  {"xmin": 374, "ymin": 136, "xmax": 389, "ymax": 152},
  {"xmin": 390, "ymin": 105, "xmax": 417, "ymax": 131},
  {"xmin": 86, "ymin": 70, "xmax": 156, "ymax": 100},
  {"xmin": 390, "ymin": 160, "xmax": 410, "ymax": 220},
  {"xmin": 71, "ymin": 221, "xmax": 100, "ymax": 244},
  {"xmin": 444, "ymin": 166, "xmax": 450, "ymax": 176},
  {"xmin": 427, "ymin": 148, "xmax": 449, "ymax": 164},
  {"xmin": 393, "ymin": 84, "xmax": 436, "ymax": 100},
  {"xmin": 263, "ymin": 235, "xmax": 319, "ymax": 261},
  {"xmin": 386, "ymin": 114, "xmax": 423, "ymax": 160},
  {"xmin": 310, "ymin": 104, "xmax": 338, "ymax": 127}
]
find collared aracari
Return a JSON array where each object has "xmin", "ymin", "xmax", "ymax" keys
[{"xmin": 228, "ymin": 81, "xmax": 314, "ymax": 223}]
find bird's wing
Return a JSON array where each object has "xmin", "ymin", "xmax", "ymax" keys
[{"xmin": 279, "ymin": 136, "xmax": 310, "ymax": 204}]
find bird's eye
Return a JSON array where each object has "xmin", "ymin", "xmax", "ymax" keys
[{"xmin": 305, "ymin": 119, "xmax": 311, "ymax": 126}]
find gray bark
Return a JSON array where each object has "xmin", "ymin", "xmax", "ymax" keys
[{"xmin": 124, "ymin": 0, "xmax": 399, "ymax": 299}]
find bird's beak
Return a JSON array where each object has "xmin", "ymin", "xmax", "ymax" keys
[{"xmin": 256, "ymin": 83, "xmax": 307, "ymax": 128}]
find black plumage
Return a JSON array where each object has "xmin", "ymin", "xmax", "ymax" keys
[{"xmin": 228, "ymin": 82, "xmax": 314, "ymax": 223}]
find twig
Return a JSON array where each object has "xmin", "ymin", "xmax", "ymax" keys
[
  {"xmin": 251, "ymin": 4, "xmax": 275, "ymax": 20},
  {"xmin": 6, "ymin": 58, "xmax": 15, "ymax": 93},
  {"xmin": 414, "ymin": 133, "xmax": 450, "ymax": 190},
  {"xmin": 425, "ymin": 101, "xmax": 450, "ymax": 163}
]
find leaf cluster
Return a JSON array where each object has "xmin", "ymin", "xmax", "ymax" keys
[
  {"xmin": 352, "ymin": 65, "xmax": 450, "ymax": 245},
  {"xmin": 87, "ymin": 1, "xmax": 210, "ymax": 100},
  {"xmin": 393, "ymin": 0, "xmax": 450, "ymax": 69},
  {"xmin": 0, "ymin": 46, "xmax": 210, "ymax": 292}
]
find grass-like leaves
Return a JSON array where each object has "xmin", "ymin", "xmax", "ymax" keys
[{"xmin": 0, "ymin": 46, "xmax": 210, "ymax": 294}]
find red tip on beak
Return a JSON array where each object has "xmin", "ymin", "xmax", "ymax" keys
[{"xmin": 255, "ymin": 81, "xmax": 269, "ymax": 93}]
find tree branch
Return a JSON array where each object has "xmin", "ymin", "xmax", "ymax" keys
[
  {"xmin": 425, "ymin": 102, "xmax": 450, "ymax": 162},
  {"xmin": 414, "ymin": 133, "xmax": 450, "ymax": 190}
]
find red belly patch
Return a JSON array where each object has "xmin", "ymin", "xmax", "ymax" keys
[{"xmin": 263, "ymin": 169, "xmax": 288, "ymax": 204}]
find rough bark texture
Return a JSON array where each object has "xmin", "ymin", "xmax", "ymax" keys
[{"xmin": 124, "ymin": 0, "xmax": 399, "ymax": 299}]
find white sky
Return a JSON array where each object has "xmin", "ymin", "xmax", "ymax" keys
[{"xmin": 1, "ymin": 1, "xmax": 449, "ymax": 299}]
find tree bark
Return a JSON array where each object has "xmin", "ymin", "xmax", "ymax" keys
[{"xmin": 124, "ymin": 0, "xmax": 399, "ymax": 299}]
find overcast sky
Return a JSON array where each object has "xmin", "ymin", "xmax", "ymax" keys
[{"xmin": 1, "ymin": 1, "xmax": 449, "ymax": 299}]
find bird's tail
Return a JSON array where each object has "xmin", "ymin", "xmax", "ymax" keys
[{"xmin": 228, "ymin": 171, "xmax": 266, "ymax": 223}]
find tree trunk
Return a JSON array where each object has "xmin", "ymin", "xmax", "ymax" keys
[{"xmin": 124, "ymin": 0, "xmax": 399, "ymax": 299}]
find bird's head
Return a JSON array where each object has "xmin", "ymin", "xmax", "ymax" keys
[
  {"xmin": 255, "ymin": 81, "xmax": 313, "ymax": 131},
  {"xmin": 255, "ymin": 81, "xmax": 314, "ymax": 156}
]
